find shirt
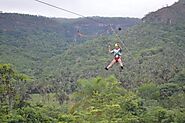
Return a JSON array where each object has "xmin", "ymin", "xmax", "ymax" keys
[{"xmin": 110, "ymin": 48, "xmax": 122, "ymax": 57}]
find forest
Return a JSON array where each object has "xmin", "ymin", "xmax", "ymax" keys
[{"xmin": 0, "ymin": 0, "xmax": 185, "ymax": 122}]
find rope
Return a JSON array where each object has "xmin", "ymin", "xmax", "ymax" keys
[{"xmin": 109, "ymin": 25, "xmax": 130, "ymax": 53}]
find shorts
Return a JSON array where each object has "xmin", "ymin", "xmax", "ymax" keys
[{"xmin": 114, "ymin": 56, "xmax": 121, "ymax": 62}]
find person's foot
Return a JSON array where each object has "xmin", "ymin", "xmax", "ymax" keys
[
  {"xmin": 105, "ymin": 67, "xmax": 108, "ymax": 70},
  {"xmin": 121, "ymin": 66, "xmax": 123, "ymax": 69}
]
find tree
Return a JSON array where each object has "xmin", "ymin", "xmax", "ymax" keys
[
  {"xmin": 62, "ymin": 76, "xmax": 144, "ymax": 122},
  {"xmin": 0, "ymin": 64, "xmax": 30, "ymax": 122}
]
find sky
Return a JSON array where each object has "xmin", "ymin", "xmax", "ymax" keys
[{"xmin": 0, "ymin": 0, "xmax": 178, "ymax": 18}]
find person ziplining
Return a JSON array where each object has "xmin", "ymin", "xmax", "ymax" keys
[{"xmin": 105, "ymin": 43, "xmax": 124, "ymax": 70}]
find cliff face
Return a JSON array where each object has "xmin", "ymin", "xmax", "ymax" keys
[{"xmin": 142, "ymin": 0, "xmax": 185, "ymax": 24}]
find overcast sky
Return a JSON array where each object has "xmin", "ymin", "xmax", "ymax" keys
[{"xmin": 0, "ymin": 0, "xmax": 178, "ymax": 18}]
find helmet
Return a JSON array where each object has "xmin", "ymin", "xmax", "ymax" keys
[{"xmin": 115, "ymin": 43, "xmax": 119, "ymax": 47}]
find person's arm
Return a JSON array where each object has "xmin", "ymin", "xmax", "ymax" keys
[{"xmin": 108, "ymin": 45, "xmax": 112, "ymax": 53}]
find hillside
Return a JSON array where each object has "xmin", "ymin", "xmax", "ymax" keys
[
  {"xmin": 142, "ymin": 0, "xmax": 185, "ymax": 24},
  {"xmin": 0, "ymin": 13, "xmax": 140, "ymax": 78}
]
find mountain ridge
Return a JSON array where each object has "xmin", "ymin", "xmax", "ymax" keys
[{"xmin": 142, "ymin": 0, "xmax": 185, "ymax": 24}]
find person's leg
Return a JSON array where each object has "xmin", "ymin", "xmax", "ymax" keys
[
  {"xmin": 118, "ymin": 58, "xmax": 124, "ymax": 69},
  {"xmin": 105, "ymin": 59, "xmax": 116, "ymax": 70}
]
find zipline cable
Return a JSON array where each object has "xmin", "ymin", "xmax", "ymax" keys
[
  {"xmin": 34, "ymin": 0, "xmax": 104, "ymax": 24},
  {"xmin": 34, "ymin": 0, "xmax": 86, "ymax": 18}
]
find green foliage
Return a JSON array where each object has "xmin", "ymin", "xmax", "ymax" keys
[
  {"xmin": 1, "ymin": 69, "xmax": 185, "ymax": 122},
  {"xmin": 66, "ymin": 76, "xmax": 144, "ymax": 122},
  {"xmin": 143, "ymin": 106, "xmax": 175, "ymax": 123},
  {"xmin": 159, "ymin": 83, "xmax": 180, "ymax": 99},
  {"xmin": 138, "ymin": 83, "xmax": 160, "ymax": 100},
  {"xmin": 0, "ymin": 64, "xmax": 31, "ymax": 122},
  {"xmin": 17, "ymin": 106, "xmax": 49, "ymax": 123},
  {"xmin": 6, "ymin": 114, "xmax": 25, "ymax": 123},
  {"xmin": 175, "ymin": 109, "xmax": 185, "ymax": 123},
  {"xmin": 58, "ymin": 114, "xmax": 75, "ymax": 123},
  {"xmin": 29, "ymin": 93, "xmax": 60, "ymax": 106},
  {"xmin": 170, "ymin": 69, "xmax": 185, "ymax": 83}
]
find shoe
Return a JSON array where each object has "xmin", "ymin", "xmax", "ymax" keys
[
  {"xmin": 105, "ymin": 67, "xmax": 108, "ymax": 70},
  {"xmin": 121, "ymin": 66, "xmax": 123, "ymax": 69}
]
